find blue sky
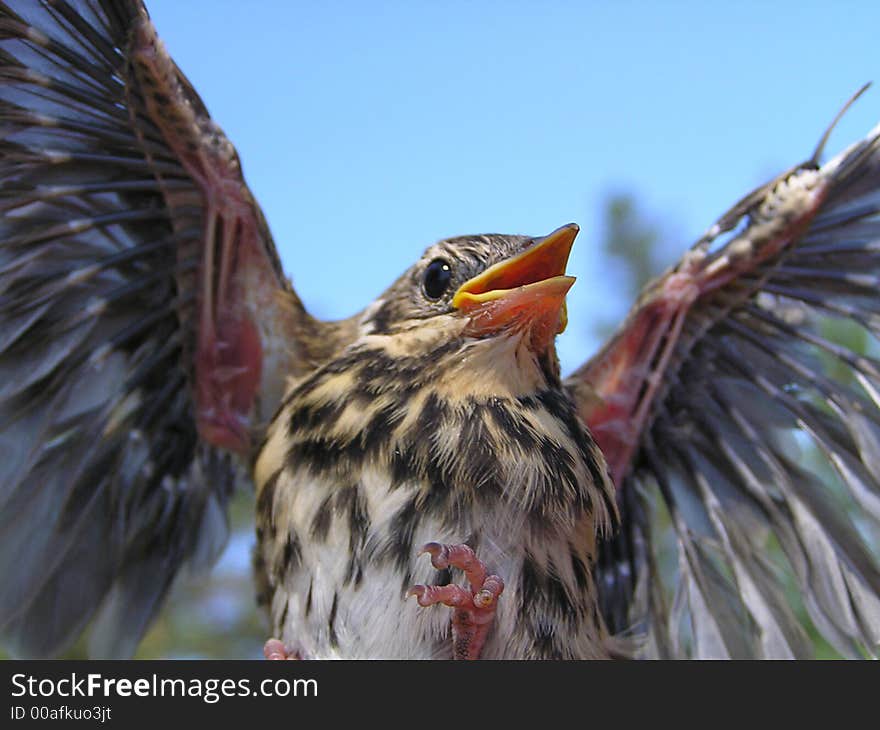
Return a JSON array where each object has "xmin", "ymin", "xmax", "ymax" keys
[{"xmin": 147, "ymin": 0, "xmax": 880, "ymax": 372}]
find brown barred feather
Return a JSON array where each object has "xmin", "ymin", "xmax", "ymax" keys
[
  {"xmin": 0, "ymin": 0, "xmax": 343, "ymax": 657},
  {"xmin": 572, "ymin": 107, "xmax": 880, "ymax": 658}
]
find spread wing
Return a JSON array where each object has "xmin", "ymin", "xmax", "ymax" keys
[
  {"xmin": 0, "ymin": 0, "xmax": 330, "ymax": 657},
  {"xmin": 568, "ymin": 94, "xmax": 880, "ymax": 658}
]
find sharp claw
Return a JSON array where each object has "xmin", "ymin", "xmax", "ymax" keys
[
  {"xmin": 408, "ymin": 583, "xmax": 471, "ymax": 609},
  {"xmin": 418, "ymin": 541, "xmax": 450, "ymax": 570},
  {"xmin": 474, "ymin": 590, "xmax": 494, "ymax": 608},
  {"xmin": 473, "ymin": 577, "xmax": 504, "ymax": 608},
  {"xmin": 480, "ymin": 575, "xmax": 505, "ymax": 601}
]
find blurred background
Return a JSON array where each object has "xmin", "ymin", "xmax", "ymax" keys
[{"xmin": 23, "ymin": 0, "xmax": 880, "ymax": 658}]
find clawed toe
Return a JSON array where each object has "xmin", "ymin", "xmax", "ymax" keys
[{"xmin": 409, "ymin": 542, "xmax": 504, "ymax": 660}]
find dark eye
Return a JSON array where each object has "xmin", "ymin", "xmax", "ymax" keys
[{"xmin": 422, "ymin": 258, "xmax": 452, "ymax": 300}]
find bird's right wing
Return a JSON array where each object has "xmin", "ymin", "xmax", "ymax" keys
[
  {"xmin": 0, "ymin": 0, "xmax": 331, "ymax": 657},
  {"xmin": 567, "ymin": 92, "xmax": 880, "ymax": 658}
]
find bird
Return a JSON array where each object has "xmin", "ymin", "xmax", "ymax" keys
[
  {"xmin": 1, "ymin": 0, "xmax": 879, "ymax": 659},
  {"xmin": 253, "ymin": 225, "xmax": 617, "ymax": 659}
]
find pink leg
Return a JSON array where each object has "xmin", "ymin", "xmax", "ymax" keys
[
  {"xmin": 408, "ymin": 542, "xmax": 504, "ymax": 660},
  {"xmin": 263, "ymin": 638, "xmax": 301, "ymax": 660}
]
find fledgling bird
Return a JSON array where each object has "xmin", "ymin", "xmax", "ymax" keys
[
  {"xmin": 1, "ymin": 0, "xmax": 880, "ymax": 659},
  {"xmin": 253, "ymin": 226, "xmax": 617, "ymax": 659}
]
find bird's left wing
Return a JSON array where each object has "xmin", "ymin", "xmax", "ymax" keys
[
  {"xmin": 567, "ymin": 91, "xmax": 880, "ymax": 658},
  {"xmin": 0, "ymin": 1, "xmax": 329, "ymax": 657}
]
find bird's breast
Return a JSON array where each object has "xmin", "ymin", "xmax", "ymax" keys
[
  {"xmin": 256, "ymin": 465, "xmax": 482, "ymax": 658},
  {"xmin": 252, "ymin": 361, "xmax": 617, "ymax": 657}
]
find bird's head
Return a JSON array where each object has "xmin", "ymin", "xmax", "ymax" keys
[{"xmin": 358, "ymin": 224, "xmax": 578, "ymax": 393}]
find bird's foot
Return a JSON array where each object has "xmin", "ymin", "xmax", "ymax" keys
[
  {"xmin": 263, "ymin": 638, "xmax": 301, "ymax": 660},
  {"xmin": 408, "ymin": 542, "xmax": 504, "ymax": 660}
]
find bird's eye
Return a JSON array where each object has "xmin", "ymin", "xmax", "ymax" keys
[{"xmin": 422, "ymin": 258, "xmax": 453, "ymax": 300}]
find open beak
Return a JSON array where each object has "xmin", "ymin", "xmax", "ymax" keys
[{"xmin": 452, "ymin": 224, "xmax": 578, "ymax": 349}]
